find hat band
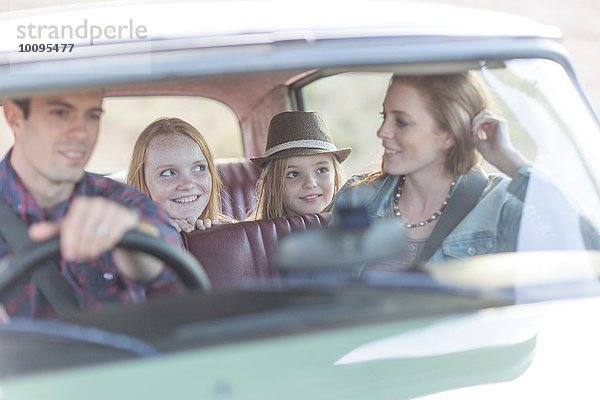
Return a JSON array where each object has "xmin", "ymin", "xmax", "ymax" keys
[{"xmin": 264, "ymin": 139, "xmax": 337, "ymax": 157}]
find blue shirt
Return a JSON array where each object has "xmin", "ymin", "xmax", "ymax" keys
[{"xmin": 331, "ymin": 167, "xmax": 530, "ymax": 266}]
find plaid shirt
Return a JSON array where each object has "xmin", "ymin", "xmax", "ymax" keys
[{"xmin": 0, "ymin": 150, "xmax": 183, "ymax": 318}]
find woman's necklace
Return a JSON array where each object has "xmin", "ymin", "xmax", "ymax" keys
[{"xmin": 393, "ymin": 175, "xmax": 456, "ymax": 229}]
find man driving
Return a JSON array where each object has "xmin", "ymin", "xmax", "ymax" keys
[{"xmin": 0, "ymin": 90, "xmax": 183, "ymax": 318}]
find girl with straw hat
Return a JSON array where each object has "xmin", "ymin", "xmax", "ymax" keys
[{"xmin": 250, "ymin": 111, "xmax": 351, "ymax": 220}]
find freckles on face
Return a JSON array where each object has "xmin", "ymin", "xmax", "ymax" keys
[
  {"xmin": 144, "ymin": 133, "xmax": 212, "ymax": 220},
  {"xmin": 282, "ymin": 154, "xmax": 336, "ymax": 216}
]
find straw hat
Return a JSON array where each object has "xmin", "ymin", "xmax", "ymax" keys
[{"xmin": 250, "ymin": 111, "xmax": 351, "ymax": 168}]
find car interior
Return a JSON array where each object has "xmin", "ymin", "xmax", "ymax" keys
[
  {"xmin": 1, "ymin": 60, "xmax": 599, "ymax": 289},
  {"xmin": 0, "ymin": 58, "xmax": 599, "ymax": 380}
]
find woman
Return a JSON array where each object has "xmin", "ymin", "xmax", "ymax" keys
[
  {"xmin": 331, "ymin": 72, "xmax": 531, "ymax": 270},
  {"xmin": 127, "ymin": 117, "xmax": 234, "ymax": 232},
  {"xmin": 250, "ymin": 111, "xmax": 351, "ymax": 220}
]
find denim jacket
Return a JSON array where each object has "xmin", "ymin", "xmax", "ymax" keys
[{"xmin": 331, "ymin": 166, "xmax": 530, "ymax": 265}]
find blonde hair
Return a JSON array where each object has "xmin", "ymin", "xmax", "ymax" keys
[
  {"xmin": 369, "ymin": 72, "xmax": 489, "ymax": 182},
  {"xmin": 127, "ymin": 117, "xmax": 226, "ymax": 221},
  {"xmin": 252, "ymin": 156, "xmax": 344, "ymax": 220}
]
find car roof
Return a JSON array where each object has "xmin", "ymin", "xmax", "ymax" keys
[
  {"xmin": 0, "ymin": 1, "xmax": 561, "ymax": 45},
  {"xmin": 0, "ymin": 3, "xmax": 561, "ymax": 61},
  {"xmin": 0, "ymin": 1, "xmax": 567, "ymax": 102}
]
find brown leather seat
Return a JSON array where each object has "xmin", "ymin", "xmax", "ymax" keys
[
  {"xmin": 181, "ymin": 213, "xmax": 331, "ymax": 289},
  {"xmin": 216, "ymin": 158, "xmax": 261, "ymax": 221}
]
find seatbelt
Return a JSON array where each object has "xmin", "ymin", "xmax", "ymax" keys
[
  {"xmin": 417, "ymin": 169, "xmax": 488, "ymax": 265},
  {"xmin": 0, "ymin": 198, "xmax": 79, "ymax": 317}
]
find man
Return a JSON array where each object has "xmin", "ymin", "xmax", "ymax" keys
[{"xmin": 0, "ymin": 90, "xmax": 183, "ymax": 318}]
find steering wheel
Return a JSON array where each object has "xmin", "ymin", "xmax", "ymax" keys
[{"xmin": 0, "ymin": 231, "xmax": 212, "ymax": 300}]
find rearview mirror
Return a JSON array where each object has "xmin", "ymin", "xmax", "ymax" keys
[{"xmin": 275, "ymin": 207, "xmax": 407, "ymax": 276}]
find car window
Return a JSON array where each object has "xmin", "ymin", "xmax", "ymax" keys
[
  {"xmin": 488, "ymin": 60, "xmax": 599, "ymax": 257},
  {"xmin": 0, "ymin": 96, "xmax": 243, "ymax": 175},
  {"xmin": 302, "ymin": 72, "xmax": 391, "ymax": 178},
  {"xmin": 483, "ymin": 59, "xmax": 600, "ymax": 234}
]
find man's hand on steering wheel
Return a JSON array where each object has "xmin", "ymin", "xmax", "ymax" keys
[
  {"xmin": 0, "ymin": 230, "xmax": 211, "ymax": 302},
  {"xmin": 28, "ymin": 197, "xmax": 162, "ymax": 282}
]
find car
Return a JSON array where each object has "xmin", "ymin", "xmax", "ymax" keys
[{"xmin": 0, "ymin": 1, "xmax": 599, "ymax": 399}]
